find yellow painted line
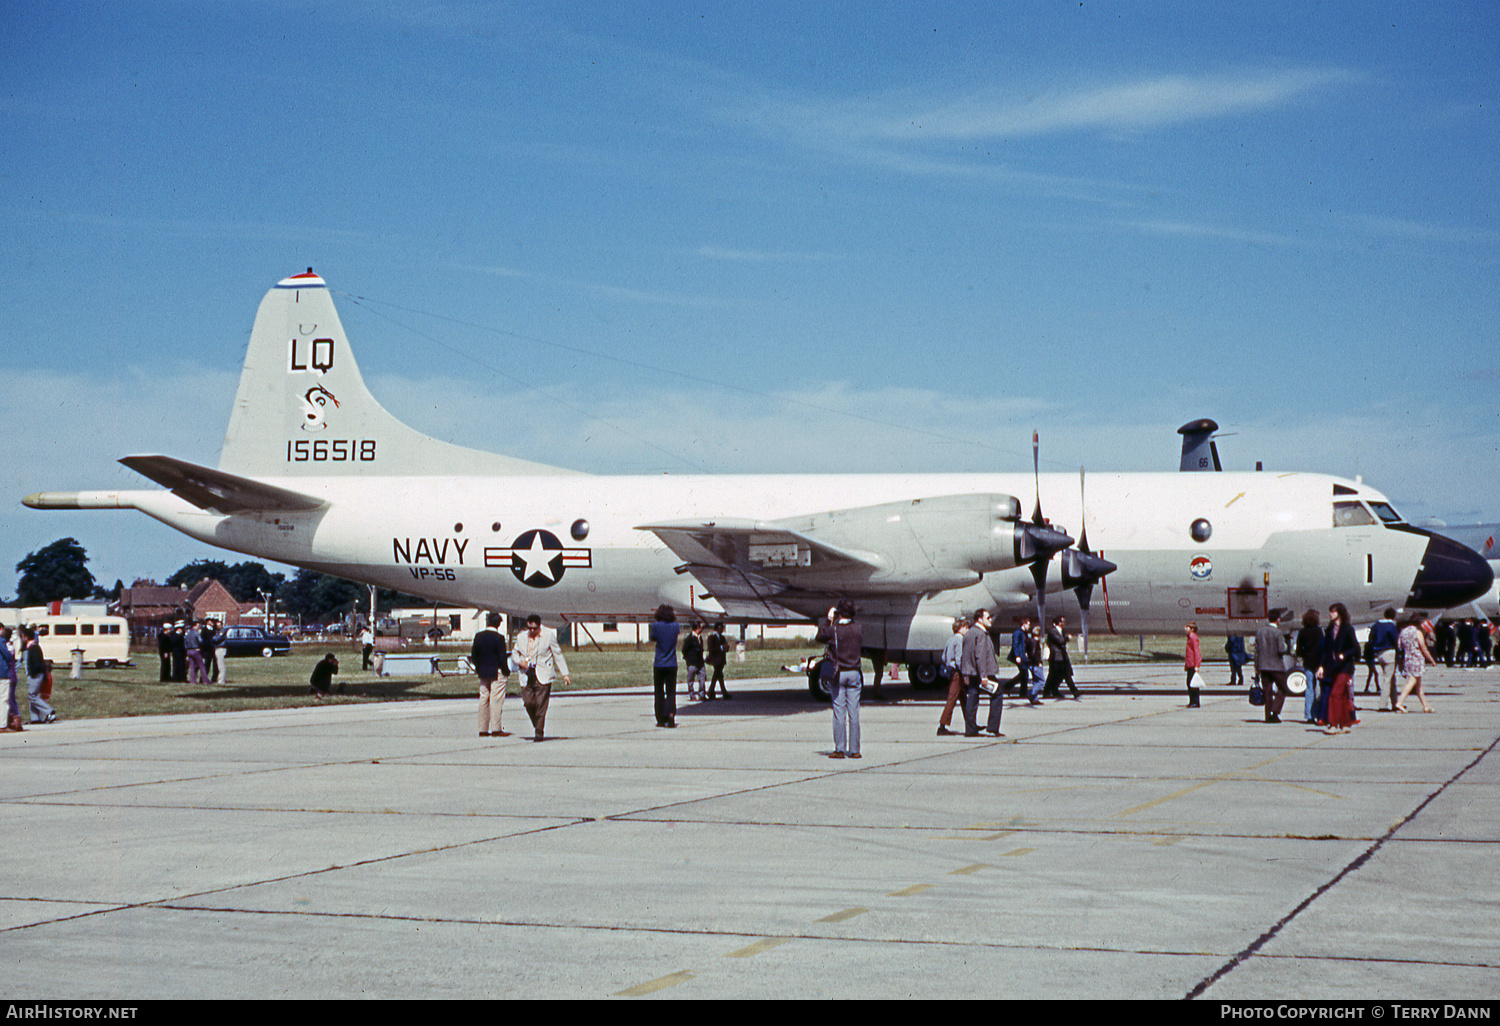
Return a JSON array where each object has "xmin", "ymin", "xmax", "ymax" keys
[
  {"xmin": 1000, "ymin": 847, "xmax": 1036, "ymax": 857},
  {"xmin": 614, "ymin": 970, "xmax": 697, "ymax": 997},
  {"xmin": 1236, "ymin": 773, "xmax": 1348, "ymax": 801},
  {"xmin": 1273, "ymin": 782, "xmax": 1347, "ymax": 800},
  {"xmin": 1224, "ymin": 492, "xmax": 1246, "ymax": 507},
  {"xmin": 1150, "ymin": 836, "xmax": 1182, "ymax": 847},
  {"xmin": 724, "ymin": 938, "xmax": 791, "ymax": 958},
  {"xmin": 887, "ymin": 883, "xmax": 935, "ymax": 897},
  {"xmin": 816, "ymin": 907, "xmax": 868, "ymax": 923},
  {"xmin": 948, "ymin": 863, "xmax": 989, "ymax": 875},
  {"xmin": 1114, "ymin": 754, "xmax": 1295, "ymax": 818},
  {"xmin": 1115, "ymin": 778, "xmax": 1220, "ymax": 817}
]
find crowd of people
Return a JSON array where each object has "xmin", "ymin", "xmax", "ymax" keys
[
  {"xmin": 1425, "ymin": 617, "xmax": 1495, "ymax": 668},
  {"xmin": 1224, "ymin": 605, "xmax": 1484, "ymax": 734},
  {"xmin": 155, "ymin": 620, "xmax": 224, "ymax": 685},
  {"xmin": 0, "ymin": 624, "xmax": 52, "ymax": 730},
  {"xmin": 6, "ymin": 600, "xmax": 1485, "ymax": 750},
  {"xmin": 930, "ymin": 610, "xmax": 1084, "ymax": 738}
]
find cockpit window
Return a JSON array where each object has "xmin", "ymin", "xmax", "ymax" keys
[
  {"xmin": 1367, "ymin": 502, "xmax": 1404, "ymax": 524},
  {"xmin": 1333, "ymin": 501, "xmax": 1378, "ymax": 528}
]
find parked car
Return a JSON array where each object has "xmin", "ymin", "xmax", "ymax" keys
[{"xmin": 218, "ymin": 625, "xmax": 292, "ymax": 658}]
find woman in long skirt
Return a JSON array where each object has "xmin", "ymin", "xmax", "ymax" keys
[{"xmin": 1320, "ymin": 603, "xmax": 1360, "ymax": 735}]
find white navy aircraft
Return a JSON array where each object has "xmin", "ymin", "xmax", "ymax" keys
[{"xmin": 25, "ymin": 271, "xmax": 1492, "ymax": 689}]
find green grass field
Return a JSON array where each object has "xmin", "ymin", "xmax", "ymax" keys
[{"xmin": 16, "ymin": 634, "xmax": 1200, "ymax": 722}]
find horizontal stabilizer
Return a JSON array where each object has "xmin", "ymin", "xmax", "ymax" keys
[{"xmin": 119, "ymin": 455, "xmax": 327, "ymax": 514}]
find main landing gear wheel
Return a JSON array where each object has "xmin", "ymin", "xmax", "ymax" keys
[
  {"xmin": 808, "ymin": 660, "xmax": 832, "ymax": 702},
  {"xmin": 909, "ymin": 662, "xmax": 942, "ymax": 689}
]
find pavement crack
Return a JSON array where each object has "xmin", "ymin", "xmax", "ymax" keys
[{"xmin": 1184, "ymin": 731, "xmax": 1500, "ymax": 1000}]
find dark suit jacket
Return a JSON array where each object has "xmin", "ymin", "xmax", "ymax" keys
[{"xmin": 470, "ymin": 629, "xmax": 510, "ymax": 681}]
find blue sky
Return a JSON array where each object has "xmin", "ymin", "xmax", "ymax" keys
[{"xmin": 2, "ymin": 0, "xmax": 1497, "ymax": 594}]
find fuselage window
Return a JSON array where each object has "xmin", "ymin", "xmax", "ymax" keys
[
  {"xmin": 1367, "ymin": 502, "xmax": 1404, "ymax": 525},
  {"xmin": 1333, "ymin": 502, "xmax": 1378, "ymax": 528}
]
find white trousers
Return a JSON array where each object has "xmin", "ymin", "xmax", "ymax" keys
[{"xmin": 478, "ymin": 676, "xmax": 507, "ymax": 734}]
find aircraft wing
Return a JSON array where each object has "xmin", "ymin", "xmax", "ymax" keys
[
  {"xmin": 663, "ymin": 563, "xmax": 813, "ymax": 621},
  {"xmin": 119, "ymin": 455, "xmax": 327, "ymax": 515},
  {"xmin": 638, "ymin": 519, "xmax": 888, "ymax": 618},
  {"xmin": 639, "ymin": 519, "xmax": 885, "ymax": 575},
  {"xmin": 639, "ymin": 493, "xmax": 1033, "ymax": 612}
]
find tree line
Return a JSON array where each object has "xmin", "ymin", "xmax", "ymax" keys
[{"xmin": 7, "ymin": 537, "xmax": 426, "ymax": 624}]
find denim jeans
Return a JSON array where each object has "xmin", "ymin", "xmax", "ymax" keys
[
  {"xmin": 831, "ymin": 669, "xmax": 862, "ymax": 755},
  {"xmin": 28, "ymin": 674, "xmax": 54, "ymax": 723}
]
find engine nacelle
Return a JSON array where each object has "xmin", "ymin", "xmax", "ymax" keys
[{"xmin": 776, "ymin": 493, "xmax": 1025, "ymax": 586}]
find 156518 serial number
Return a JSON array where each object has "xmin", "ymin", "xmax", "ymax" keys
[{"xmin": 286, "ymin": 439, "xmax": 377, "ymax": 462}]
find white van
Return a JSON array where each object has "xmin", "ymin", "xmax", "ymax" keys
[{"xmin": 28, "ymin": 614, "xmax": 132, "ymax": 668}]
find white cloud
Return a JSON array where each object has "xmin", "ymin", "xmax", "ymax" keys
[
  {"xmin": 1117, "ymin": 218, "xmax": 1308, "ymax": 249},
  {"xmin": 874, "ymin": 70, "xmax": 1357, "ymax": 141},
  {"xmin": 724, "ymin": 68, "xmax": 1358, "ymax": 181}
]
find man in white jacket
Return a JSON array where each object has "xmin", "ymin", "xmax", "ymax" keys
[{"xmin": 511, "ymin": 614, "xmax": 571, "ymax": 742}]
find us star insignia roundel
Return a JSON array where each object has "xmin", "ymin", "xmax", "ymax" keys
[{"xmin": 506, "ymin": 529, "xmax": 591, "ymax": 588}]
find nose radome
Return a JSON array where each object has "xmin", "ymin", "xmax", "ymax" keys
[{"xmin": 1407, "ymin": 531, "xmax": 1494, "ymax": 610}]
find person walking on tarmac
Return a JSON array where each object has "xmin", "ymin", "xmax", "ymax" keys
[
  {"xmin": 704, "ymin": 622, "xmax": 731, "ymax": 700},
  {"xmin": 1318, "ymin": 603, "xmax": 1361, "ymax": 735},
  {"xmin": 1184, "ymin": 622, "xmax": 1203, "ymax": 708},
  {"xmin": 1043, "ymin": 615, "xmax": 1080, "ymax": 699},
  {"xmin": 1254, "ymin": 610, "xmax": 1291, "ymax": 723}
]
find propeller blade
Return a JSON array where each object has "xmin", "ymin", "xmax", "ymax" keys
[
  {"xmin": 1024, "ymin": 429, "xmax": 1070, "ymax": 628},
  {"xmin": 1032, "ymin": 430, "xmax": 1042, "ymax": 525},
  {"xmin": 1078, "ymin": 466, "xmax": 1089, "ymax": 555},
  {"xmin": 1031, "ymin": 556, "xmax": 1048, "ymax": 628},
  {"xmin": 1070, "ymin": 464, "xmax": 1118, "ymax": 660}
]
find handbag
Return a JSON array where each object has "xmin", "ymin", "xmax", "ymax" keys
[
  {"xmin": 1249, "ymin": 684, "xmax": 1264, "ymax": 706},
  {"xmin": 41, "ymin": 670, "xmax": 53, "ymax": 700},
  {"xmin": 819, "ymin": 622, "xmax": 840, "ymax": 685}
]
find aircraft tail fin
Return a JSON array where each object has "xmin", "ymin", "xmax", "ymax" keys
[
  {"xmin": 1177, "ymin": 418, "xmax": 1221, "ymax": 472},
  {"xmin": 219, "ymin": 271, "xmax": 579, "ymax": 478}
]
